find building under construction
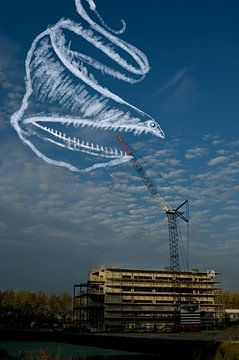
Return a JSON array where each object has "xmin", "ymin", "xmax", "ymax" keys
[
  {"xmin": 73, "ymin": 138, "xmax": 225, "ymax": 332},
  {"xmin": 73, "ymin": 266, "xmax": 224, "ymax": 332}
]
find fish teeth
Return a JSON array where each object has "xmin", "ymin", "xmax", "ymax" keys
[
  {"xmin": 34, "ymin": 122, "xmax": 128, "ymax": 158},
  {"xmin": 133, "ymin": 129, "xmax": 140, "ymax": 135}
]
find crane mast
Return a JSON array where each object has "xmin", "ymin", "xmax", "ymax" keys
[{"xmin": 117, "ymin": 135, "xmax": 189, "ymax": 271}]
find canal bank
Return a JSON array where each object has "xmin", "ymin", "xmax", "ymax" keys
[{"xmin": 1, "ymin": 329, "xmax": 239, "ymax": 360}]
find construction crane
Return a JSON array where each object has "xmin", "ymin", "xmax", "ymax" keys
[{"xmin": 117, "ymin": 135, "xmax": 189, "ymax": 272}]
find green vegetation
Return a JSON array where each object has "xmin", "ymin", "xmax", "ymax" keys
[
  {"xmin": 0, "ymin": 349, "xmax": 70, "ymax": 359},
  {"xmin": 0, "ymin": 290, "xmax": 72, "ymax": 328},
  {"xmin": 0, "ymin": 341, "xmax": 136, "ymax": 359},
  {"xmin": 223, "ymin": 292, "xmax": 239, "ymax": 309},
  {"xmin": 1, "ymin": 344, "xmax": 239, "ymax": 360},
  {"xmin": 214, "ymin": 342, "xmax": 239, "ymax": 360}
]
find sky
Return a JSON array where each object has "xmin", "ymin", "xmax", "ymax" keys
[{"xmin": 0, "ymin": 0, "xmax": 239, "ymax": 293}]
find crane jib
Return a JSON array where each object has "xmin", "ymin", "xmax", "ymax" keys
[{"xmin": 116, "ymin": 134, "xmax": 189, "ymax": 271}]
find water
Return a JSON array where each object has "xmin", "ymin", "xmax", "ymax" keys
[{"xmin": 0, "ymin": 341, "xmax": 159, "ymax": 359}]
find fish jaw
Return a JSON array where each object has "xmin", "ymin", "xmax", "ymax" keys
[{"xmin": 22, "ymin": 115, "xmax": 164, "ymax": 160}]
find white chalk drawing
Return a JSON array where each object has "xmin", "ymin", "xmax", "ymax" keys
[{"xmin": 11, "ymin": 0, "xmax": 164, "ymax": 172}]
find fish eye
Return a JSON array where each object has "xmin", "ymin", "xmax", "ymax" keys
[{"xmin": 149, "ymin": 121, "xmax": 156, "ymax": 128}]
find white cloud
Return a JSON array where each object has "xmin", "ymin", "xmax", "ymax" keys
[
  {"xmin": 157, "ymin": 67, "xmax": 187, "ymax": 94},
  {"xmin": 160, "ymin": 74, "xmax": 200, "ymax": 113},
  {"xmin": 163, "ymin": 169, "xmax": 187, "ymax": 179},
  {"xmin": 208, "ymin": 156, "xmax": 227, "ymax": 166},
  {"xmin": 212, "ymin": 139, "xmax": 224, "ymax": 146},
  {"xmin": 211, "ymin": 214, "xmax": 234, "ymax": 222},
  {"xmin": 185, "ymin": 147, "xmax": 207, "ymax": 159},
  {"xmin": 0, "ymin": 35, "xmax": 24, "ymax": 130},
  {"xmin": 1, "ymin": 127, "xmax": 239, "ymax": 291}
]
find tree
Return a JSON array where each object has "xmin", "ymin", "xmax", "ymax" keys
[
  {"xmin": 223, "ymin": 291, "xmax": 239, "ymax": 309},
  {"xmin": 58, "ymin": 292, "xmax": 72, "ymax": 323},
  {"xmin": 0, "ymin": 289, "xmax": 72, "ymax": 328}
]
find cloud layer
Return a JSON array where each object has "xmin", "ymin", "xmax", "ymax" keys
[
  {"xmin": 0, "ymin": 124, "xmax": 238, "ymax": 292},
  {"xmin": 0, "ymin": 16, "xmax": 238, "ymax": 294}
]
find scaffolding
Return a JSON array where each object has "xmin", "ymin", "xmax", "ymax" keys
[{"xmin": 73, "ymin": 266, "xmax": 224, "ymax": 332}]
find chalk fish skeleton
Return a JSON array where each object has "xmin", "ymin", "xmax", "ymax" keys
[{"xmin": 11, "ymin": 0, "xmax": 164, "ymax": 172}]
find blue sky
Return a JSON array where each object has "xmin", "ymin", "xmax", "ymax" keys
[{"xmin": 0, "ymin": 0, "xmax": 238, "ymax": 292}]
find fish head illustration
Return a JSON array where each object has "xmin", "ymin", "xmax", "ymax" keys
[
  {"xmin": 14, "ymin": 107, "xmax": 164, "ymax": 172},
  {"xmin": 11, "ymin": 0, "xmax": 165, "ymax": 173}
]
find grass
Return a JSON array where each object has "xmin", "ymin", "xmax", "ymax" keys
[
  {"xmin": 0, "ymin": 349, "xmax": 63, "ymax": 360},
  {"xmin": 213, "ymin": 342, "xmax": 239, "ymax": 360},
  {"xmin": 0, "ymin": 340, "xmax": 143, "ymax": 360}
]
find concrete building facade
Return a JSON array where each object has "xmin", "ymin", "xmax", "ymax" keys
[{"xmin": 73, "ymin": 266, "xmax": 224, "ymax": 331}]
